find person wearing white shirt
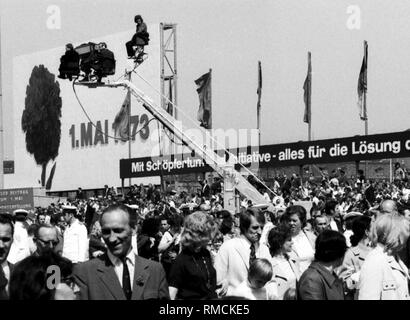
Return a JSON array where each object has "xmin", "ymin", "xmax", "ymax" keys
[
  {"xmin": 0, "ymin": 213, "xmax": 14, "ymax": 300},
  {"xmin": 107, "ymin": 248, "xmax": 136, "ymax": 291},
  {"xmin": 231, "ymin": 258, "xmax": 275, "ymax": 300},
  {"xmin": 62, "ymin": 205, "xmax": 89, "ymax": 263},
  {"xmin": 268, "ymin": 224, "xmax": 301, "ymax": 299},
  {"xmin": 7, "ymin": 211, "xmax": 31, "ymax": 264},
  {"xmin": 260, "ymin": 220, "xmax": 274, "ymax": 247},
  {"xmin": 214, "ymin": 209, "xmax": 271, "ymax": 297},
  {"xmin": 281, "ymin": 205, "xmax": 316, "ymax": 273}
]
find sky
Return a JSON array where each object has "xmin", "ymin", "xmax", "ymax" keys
[{"xmin": 1, "ymin": 0, "xmax": 410, "ymax": 159}]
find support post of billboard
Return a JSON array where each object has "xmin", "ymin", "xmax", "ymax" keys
[{"xmin": 0, "ymin": 13, "xmax": 4, "ymax": 188}]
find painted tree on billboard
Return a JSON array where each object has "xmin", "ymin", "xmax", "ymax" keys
[{"xmin": 21, "ymin": 65, "xmax": 62, "ymax": 190}]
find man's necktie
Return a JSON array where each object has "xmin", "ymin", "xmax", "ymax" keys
[
  {"xmin": 249, "ymin": 243, "xmax": 256, "ymax": 267},
  {"xmin": 0, "ymin": 267, "xmax": 8, "ymax": 300},
  {"xmin": 121, "ymin": 258, "xmax": 132, "ymax": 300}
]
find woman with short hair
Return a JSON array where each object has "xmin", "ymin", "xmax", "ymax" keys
[
  {"xmin": 267, "ymin": 224, "xmax": 301, "ymax": 299},
  {"xmin": 281, "ymin": 205, "xmax": 316, "ymax": 273},
  {"xmin": 168, "ymin": 212, "xmax": 218, "ymax": 300},
  {"xmin": 358, "ymin": 214, "xmax": 410, "ymax": 300}
]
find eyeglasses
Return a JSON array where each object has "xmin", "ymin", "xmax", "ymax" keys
[
  {"xmin": 101, "ymin": 228, "xmax": 125, "ymax": 236},
  {"xmin": 61, "ymin": 275, "xmax": 79, "ymax": 292},
  {"xmin": 37, "ymin": 238, "xmax": 59, "ymax": 247}
]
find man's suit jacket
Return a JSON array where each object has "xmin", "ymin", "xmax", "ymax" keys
[
  {"xmin": 297, "ymin": 261, "xmax": 345, "ymax": 300},
  {"xmin": 73, "ymin": 253, "xmax": 170, "ymax": 300},
  {"xmin": 202, "ymin": 183, "xmax": 210, "ymax": 198},
  {"xmin": 0, "ymin": 262, "xmax": 14, "ymax": 300}
]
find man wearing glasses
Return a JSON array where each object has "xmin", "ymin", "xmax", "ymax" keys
[{"xmin": 33, "ymin": 224, "xmax": 60, "ymax": 256}]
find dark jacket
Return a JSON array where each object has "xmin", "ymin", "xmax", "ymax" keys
[
  {"xmin": 0, "ymin": 262, "xmax": 13, "ymax": 300},
  {"xmin": 88, "ymin": 235, "xmax": 107, "ymax": 258},
  {"xmin": 201, "ymin": 183, "xmax": 211, "ymax": 198},
  {"xmin": 73, "ymin": 253, "xmax": 169, "ymax": 300},
  {"xmin": 297, "ymin": 261, "xmax": 345, "ymax": 300}
]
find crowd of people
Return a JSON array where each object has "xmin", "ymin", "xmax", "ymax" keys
[{"xmin": 1, "ymin": 163, "xmax": 410, "ymax": 300}]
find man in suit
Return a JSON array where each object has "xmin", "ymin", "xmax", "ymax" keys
[
  {"xmin": 200, "ymin": 178, "xmax": 211, "ymax": 198},
  {"xmin": 0, "ymin": 213, "xmax": 14, "ymax": 300},
  {"xmin": 323, "ymin": 200, "xmax": 343, "ymax": 233},
  {"xmin": 73, "ymin": 204, "xmax": 169, "ymax": 300},
  {"xmin": 214, "ymin": 208, "xmax": 271, "ymax": 297}
]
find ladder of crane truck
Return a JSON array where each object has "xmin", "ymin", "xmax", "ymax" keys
[
  {"xmin": 122, "ymin": 80, "xmax": 270, "ymax": 208},
  {"xmin": 73, "ymin": 79, "xmax": 270, "ymax": 208}
]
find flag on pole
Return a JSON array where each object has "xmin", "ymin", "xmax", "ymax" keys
[
  {"xmin": 257, "ymin": 61, "xmax": 262, "ymax": 109},
  {"xmin": 195, "ymin": 70, "xmax": 212, "ymax": 129},
  {"xmin": 357, "ymin": 41, "xmax": 368, "ymax": 120},
  {"xmin": 113, "ymin": 93, "xmax": 130, "ymax": 141},
  {"xmin": 303, "ymin": 52, "xmax": 312, "ymax": 124}
]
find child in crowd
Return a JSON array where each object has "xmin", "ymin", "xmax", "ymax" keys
[{"xmin": 231, "ymin": 258, "xmax": 276, "ymax": 300}]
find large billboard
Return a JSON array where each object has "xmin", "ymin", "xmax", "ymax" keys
[{"xmin": 6, "ymin": 25, "xmax": 163, "ymax": 191}]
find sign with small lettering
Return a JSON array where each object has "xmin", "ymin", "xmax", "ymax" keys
[
  {"xmin": 3, "ymin": 161, "xmax": 14, "ymax": 174},
  {"xmin": 0, "ymin": 187, "xmax": 34, "ymax": 211}
]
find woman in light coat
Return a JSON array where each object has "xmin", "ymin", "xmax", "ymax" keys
[
  {"xmin": 267, "ymin": 224, "xmax": 301, "ymax": 299},
  {"xmin": 340, "ymin": 215, "xmax": 372, "ymax": 299},
  {"xmin": 281, "ymin": 205, "xmax": 316, "ymax": 273},
  {"xmin": 358, "ymin": 214, "xmax": 410, "ymax": 300}
]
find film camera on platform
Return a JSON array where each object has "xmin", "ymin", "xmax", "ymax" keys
[{"xmin": 58, "ymin": 42, "xmax": 116, "ymax": 83}]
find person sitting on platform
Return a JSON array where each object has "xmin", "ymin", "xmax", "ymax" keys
[
  {"xmin": 58, "ymin": 43, "xmax": 80, "ymax": 81},
  {"xmin": 125, "ymin": 15, "xmax": 149, "ymax": 62}
]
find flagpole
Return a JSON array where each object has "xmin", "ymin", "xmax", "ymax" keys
[
  {"xmin": 208, "ymin": 68, "xmax": 212, "ymax": 184},
  {"xmin": 307, "ymin": 52, "xmax": 312, "ymax": 184},
  {"xmin": 363, "ymin": 41, "xmax": 368, "ymax": 178},
  {"xmin": 363, "ymin": 40, "xmax": 368, "ymax": 136},
  {"xmin": 308, "ymin": 52, "xmax": 312, "ymax": 142},
  {"xmin": 257, "ymin": 61, "xmax": 261, "ymax": 147},
  {"xmin": 0, "ymin": 13, "xmax": 3, "ymax": 189},
  {"xmin": 126, "ymin": 69, "xmax": 132, "ymax": 189}
]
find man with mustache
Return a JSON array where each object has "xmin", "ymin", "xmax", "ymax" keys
[
  {"xmin": 0, "ymin": 214, "xmax": 14, "ymax": 300},
  {"xmin": 73, "ymin": 204, "xmax": 169, "ymax": 300}
]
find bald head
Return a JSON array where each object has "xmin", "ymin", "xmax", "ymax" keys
[{"xmin": 379, "ymin": 200, "xmax": 398, "ymax": 215}]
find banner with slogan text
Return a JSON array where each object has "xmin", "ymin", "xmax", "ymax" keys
[{"xmin": 120, "ymin": 130, "xmax": 410, "ymax": 178}]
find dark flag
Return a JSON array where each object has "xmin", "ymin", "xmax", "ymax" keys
[
  {"xmin": 257, "ymin": 61, "xmax": 262, "ymax": 110},
  {"xmin": 195, "ymin": 70, "xmax": 212, "ymax": 129},
  {"xmin": 357, "ymin": 41, "xmax": 368, "ymax": 120},
  {"xmin": 166, "ymin": 82, "xmax": 173, "ymax": 116},
  {"xmin": 303, "ymin": 52, "xmax": 312, "ymax": 124},
  {"xmin": 113, "ymin": 94, "xmax": 130, "ymax": 141}
]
